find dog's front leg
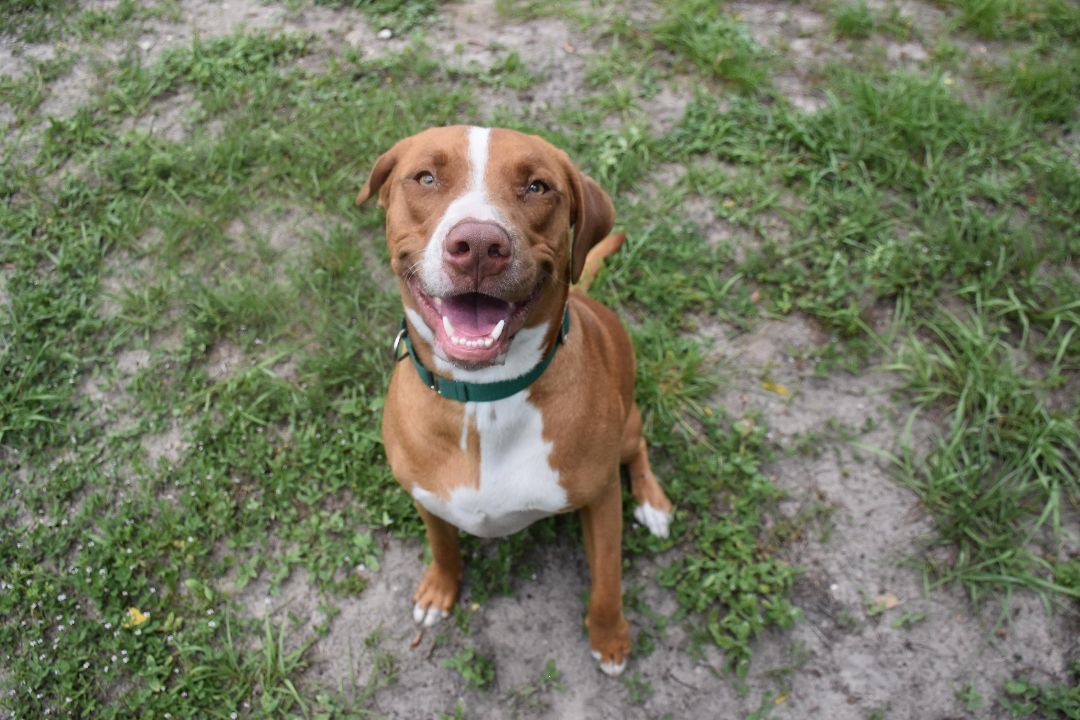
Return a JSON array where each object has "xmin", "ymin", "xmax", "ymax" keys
[
  {"xmin": 580, "ymin": 476, "xmax": 630, "ymax": 676},
  {"xmin": 412, "ymin": 504, "xmax": 462, "ymax": 627}
]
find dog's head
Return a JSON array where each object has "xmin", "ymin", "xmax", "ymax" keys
[{"xmin": 357, "ymin": 126, "xmax": 613, "ymax": 370}]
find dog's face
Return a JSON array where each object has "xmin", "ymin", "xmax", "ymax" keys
[{"xmin": 357, "ymin": 126, "xmax": 613, "ymax": 369}]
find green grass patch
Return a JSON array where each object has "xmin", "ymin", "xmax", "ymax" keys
[
  {"xmin": 832, "ymin": 1, "xmax": 875, "ymax": 40},
  {"xmin": 949, "ymin": 0, "xmax": 1080, "ymax": 41},
  {"xmin": 315, "ymin": 0, "xmax": 438, "ymax": 33},
  {"xmin": 665, "ymin": 60, "xmax": 1078, "ymax": 606},
  {"xmin": 1001, "ymin": 658, "xmax": 1080, "ymax": 718},
  {"xmin": 655, "ymin": 0, "xmax": 770, "ymax": 91},
  {"xmin": 887, "ymin": 308, "xmax": 1079, "ymax": 603},
  {"xmin": 996, "ymin": 46, "xmax": 1080, "ymax": 124}
]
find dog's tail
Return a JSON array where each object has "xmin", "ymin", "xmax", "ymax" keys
[{"xmin": 574, "ymin": 232, "xmax": 626, "ymax": 294}]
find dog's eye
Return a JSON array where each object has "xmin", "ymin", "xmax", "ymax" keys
[
  {"xmin": 527, "ymin": 180, "xmax": 549, "ymax": 195},
  {"xmin": 416, "ymin": 171, "xmax": 435, "ymax": 187}
]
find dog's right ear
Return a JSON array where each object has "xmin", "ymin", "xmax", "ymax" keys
[{"xmin": 356, "ymin": 140, "xmax": 406, "ymax": 208}]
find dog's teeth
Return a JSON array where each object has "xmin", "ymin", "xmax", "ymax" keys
[
  {"xmin": 490, "ymin": 320, "xmax": 505, "ymax": 341},
  {"xmin": 451, "ymin": 336, "xmax": 462, "ymax": 346},
  {"xmin": 433, "ymin": 297, "xmax": 443, "ymax": 309},
  {"xmin": 442, "ymin": 316, "xmax": 454, "ymax": 336},
  {"xmin": 483, "ymin": 337, "xmax": 493, "ymax": 348}
]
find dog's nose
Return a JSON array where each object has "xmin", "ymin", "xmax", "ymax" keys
[{"xmin": 443, "ymin": 222, "xmax": 511, "ymax": 280}]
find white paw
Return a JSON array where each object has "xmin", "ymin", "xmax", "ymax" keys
[
  {"xmin": 412, "ymin": 602, "xmax": 449, "ymax": 627},
  {"xmin": 591, "ymin": 650, "xmax": 627, "ymax": 677},
  {"xmin": 633, "ymin": 502, "xmax": 671, "ymax": 539}
]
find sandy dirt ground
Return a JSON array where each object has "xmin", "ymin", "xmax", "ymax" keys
[{"xmin": 3, "ymin": 1, "xmax": 1076, "ymax": 718}]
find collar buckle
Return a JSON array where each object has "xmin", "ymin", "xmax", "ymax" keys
[{"xmin": 392, "ymin": 324, "xmax": 408, "ymax": 362}]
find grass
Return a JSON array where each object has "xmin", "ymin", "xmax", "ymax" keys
[
  {"xmin": 1001, "ymin": 658, "xmax": 1080, "ymax": 718},
  {"xmin": 1, "ymin": 0, "xmax": 1078, "ymax": 716},
  {"xmin": 949, "ymin": 0, "xmax": 1080, "ymax": 41},
  {"xmin": 832, "ymin": 1, "xmax": 875, "ymax": 40},
  {"xmin": 655, "ymin": 0, "xmax": 770, "ymax": 91},
  {"xmin": 665, "ymin": 62, "xmax": 1078, "ymax": 604},
  {"xmin": 887, "ymin": 308, "xmax": 1079, "ymax": 602}
]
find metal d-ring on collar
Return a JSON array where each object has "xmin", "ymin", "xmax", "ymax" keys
[{"xmin": 393, "ymin": 308, "xmax": 571, "ymax": 403}]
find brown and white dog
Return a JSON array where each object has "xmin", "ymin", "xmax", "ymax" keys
[{"xmin": 356, "ymin": 126, "xmax": 673, "ymax": 675}]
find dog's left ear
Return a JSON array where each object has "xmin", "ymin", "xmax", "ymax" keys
[
  {"xmin": 356, "ymin": 139, "xmax": 408, "ymax": 208},
  {"xmin": 566, "ymin": 168, "xmax": 615, "ymax": 284}
]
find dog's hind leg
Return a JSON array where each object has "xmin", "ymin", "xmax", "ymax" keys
[{"xmin": 620, "ymin": 402, "xmax": 673, "ymax": 538}]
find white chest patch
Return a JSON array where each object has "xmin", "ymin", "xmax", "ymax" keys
[{"xmin": 412, "ymin": 392, "xmax": 567, "ymax": 538}]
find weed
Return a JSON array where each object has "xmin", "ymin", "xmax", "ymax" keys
[
  {"xmin": 833, "ymin": 1, "xmax": 875, "ymax": 40},
  {"xmin": 443, "ymin": 644, "xmax": 496, "ymax": 690},
  {"xmin": 886, "ymin": 308, "xmax": 1079, "ymax": 602},
  {"xmin": 655, "ymin": 0, "xmax": 770, "ymax": 91},
  {"xmin": 950, "ymin": 0, "xmax": 1080, "ymax": 41},
  {"xmin": 890, "ymin": 611, "xmax": 927, "ymax": 629},
  {"xmin": 504, "ymin": 659, "xmax": 564, "ymax": 715},
  {"xmin": 997, "ymin": 47, "xmax": 1080, "ymax": 123},
  {"xmin": 623, "ymin": 671, "xmax": 654, "ymax": 704},
  {"xmin": 656, "ymin": 417, "xmax": 799, "ymax": 677},
  {"xmin": 1001, "ymin": 658, "xmax": 1080, "ymax": 718},
  {"xmin": 957, "ymin": 683, "xmax": 984, "ymax": 712},
  {"xmin": 440, "ymin": 701, "xmax": 467, "ymax": 720},
  {"xmin": 316, "ymin": 0, "xmax": 437, "ymax": 33},
  {"xmin": 495, "ymin": 0, "xmax": 577, "ymax": 22}
]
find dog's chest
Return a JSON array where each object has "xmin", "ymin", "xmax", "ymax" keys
[{"xmin": 411, "ymin": 394, "xmax": 567, "ymax": 538}]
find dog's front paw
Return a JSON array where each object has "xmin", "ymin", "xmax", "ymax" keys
[
  {"xmin": 633, "ymin": 501, "xmax": 671, "ymax": 539},
  {"xmin": 591, "ymin": 649, "xmax": 627, "ymax": 677},
  {"xmin": 586, "ymin": 614, "xmax": 630, "ymax": 677},
  {"xmin": 412, "ymin": 563, "xmax": 459, "ymax": 627}
]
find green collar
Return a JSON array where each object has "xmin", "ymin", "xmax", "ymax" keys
[{"xmin": 395, "ymin": 308, "xmax": 570, "ymax": 403}]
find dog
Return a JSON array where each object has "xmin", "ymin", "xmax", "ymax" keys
[{"xmin": 356, "ymin": 126, "xmax": 673, "ymax": 675}]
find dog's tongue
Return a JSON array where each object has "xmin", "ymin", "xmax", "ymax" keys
[{"xmin": 442, "ymin": 293, "xmax": 511, "ymax": 337}]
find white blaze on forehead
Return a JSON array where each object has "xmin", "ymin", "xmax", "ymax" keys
[
  {"xmin": 419, "ymin": 126, "xmax": 509, "ymax": 298},
  {"xmin": 466, "ymin": 126, "xmax": 490, "ymax": 192}
]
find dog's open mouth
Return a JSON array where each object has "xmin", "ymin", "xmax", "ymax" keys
[{"xmin": 408, "ymin": 278, "xmax": 542, "ymax": 366}]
